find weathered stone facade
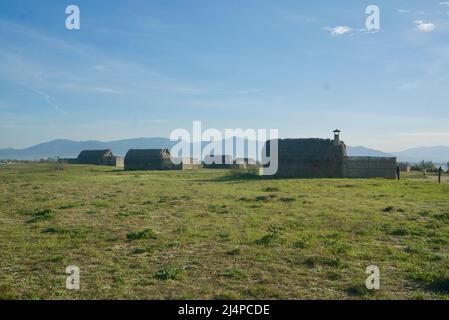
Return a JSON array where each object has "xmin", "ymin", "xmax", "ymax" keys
[
  {"xmin": 263, "ymin": 138, "xmax": 347, "ymax": 178},
  {"xmin": 77, "ymin": 149, "xmax": 117, "ymax": 166},
  {"xmin": 263, "ymin": 131, "xmax": 397, "ymax": 179},
  {"xmin": 124, "ymin": 149, "xmax": 179, "ymax": 171},
  {"xmin": 124, "ymin": 149, "xmax": 200, "ymax": 171}
]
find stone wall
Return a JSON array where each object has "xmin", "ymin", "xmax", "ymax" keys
[{"xmin": 342, "ymin": 156, "xmax": 396, "ymax": 179}]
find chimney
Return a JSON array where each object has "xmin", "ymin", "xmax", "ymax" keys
[{"xmin": 333, "ymin": 129, "xmax": 341, "ymax": 144}]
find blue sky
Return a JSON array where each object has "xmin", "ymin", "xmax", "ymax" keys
[{"xmin": 1, "ymin": 0, "xmax": 449, "ymax": 151}]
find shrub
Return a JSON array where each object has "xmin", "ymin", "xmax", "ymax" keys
[
  {"xmin": 255, "ymin": 225, "xmax": 282, "ymax": 245},
  {"xmin": 411, "ymin": 161, "xmax": 437, "ymax": 172},
  {"xmin": 127, "ymin": 229, "xmax": 157, "ymax": 241},
  {"xmin": 26, "ymin": 209, "xmax": 53, "ymax": 223},
  {"xmin": 154, "ymin": 267, "xmax": 183, "ymax": 280}
]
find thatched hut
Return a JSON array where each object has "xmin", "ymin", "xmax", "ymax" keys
[
  {"xmin": 124, "ymin": 149, "xmax": 181, "ymax": 171},
  {"xmin": 77, "ymin": 149, "xmax": 116, "ymax": 165}
]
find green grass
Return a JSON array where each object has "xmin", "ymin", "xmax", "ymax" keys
[{"xmin": 0, "ymin": 164, "xmax": 449, "ymax": 299}]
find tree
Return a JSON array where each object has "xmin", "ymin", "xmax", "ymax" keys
[{"xmin": 411, "ymin": 160, "xmax": 437, "ymax": 172}]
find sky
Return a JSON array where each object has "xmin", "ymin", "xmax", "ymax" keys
[{"xmin": 1, "ymin": 0, "xmax": 449, "ymax": 152}]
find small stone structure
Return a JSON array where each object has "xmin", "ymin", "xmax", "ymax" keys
[
  {"xmin": 263, "ymin": 130, "xmax": 396, "ymax": 179},
  {"xmin": 77, "ymin": 149, "xmax": 118, "ymax": 166},
  {"xmin": 124, "ymin": 149, "xmax": 200, "ymax": 171},
  {"xmin": 114, "ymin": 157, "xmax": 125, "ymax": 168},
  {"xmin": 263, "ymin": 133, "xmax": 347, "ymax": 178},
  {"xmin": 125, "ymin": 149, "xmax": 178, "ymax": 171}
]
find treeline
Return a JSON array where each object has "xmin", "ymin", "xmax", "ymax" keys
[{"xmin": 410, "ymin": 161, "xmax": 448, "ymax": 172}]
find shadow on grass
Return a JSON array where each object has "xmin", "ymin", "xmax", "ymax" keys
[{"xmin": 425, "ymin": 278, "xmax": 449, "ymax": 295}]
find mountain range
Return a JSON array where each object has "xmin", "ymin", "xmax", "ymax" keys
[{"xmin": 1, "ymin": 138, "xmax": 449, "ymax": 163}]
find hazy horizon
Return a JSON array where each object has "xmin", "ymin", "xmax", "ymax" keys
[{"xmin": 2, "ymin": 134, "xmax": 449, "ymax": 154}]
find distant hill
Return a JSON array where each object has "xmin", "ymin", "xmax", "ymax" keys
[
  {"xmin": 346, "ymin": 146, "xmax": 394, "ymax": 158},
  {"xmin": 0, "ymin": 138, "xmax": 176, "ymax": 160},
  {"xmin": 1, "ymin": 138, "xmax": 449, "ymax": 163},
  {"xmin": 394, "ymin": 146, "xmax": 449, "ymax": 163},
  {"xmin": 346, "ymin": 145, "xmax": 449, "ymax": 163}
]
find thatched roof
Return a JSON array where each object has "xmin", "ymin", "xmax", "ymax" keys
[{"xmin": 124, "ymin": 149, "xmax": 178, "ymax": 170}]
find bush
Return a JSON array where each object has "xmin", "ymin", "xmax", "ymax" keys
[
  {"xmin": 154, "ymin": 267, "xmax": 183, "ymax": 280},
  {"xmin": 126, "ymin": 229, "xmax": 157, "ymax": 241},
  {"xmin": 26, "ymin": 209, "xmax": 54, "ymax": 223},
  {"xmin": 411, "ymin": 161, "xmax": 437, "ymax": 172}
]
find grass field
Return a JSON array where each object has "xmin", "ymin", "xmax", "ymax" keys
[{"xmin": 1, "ymin": 163, "xmax": 449, "ymax": 300}]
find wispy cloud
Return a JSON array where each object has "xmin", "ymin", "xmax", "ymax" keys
[
  {"xmin": 91, "ymin": 87, "xmax": 123, "ymax": 94},
  {"xmin": 325, "ymin": 25, "xmax": 380, "ymax": 37},
  {"xmin": 30, "ymin": 88, "xmax": 66, "ymax": 114},
  {"xmin": 232, "ymin": 89, "xmax": 262, "ymax": 95},
  {"xmin": 92, "ymin": 65, "xmax": 106, "ymax": 71},
  {"xmin": 414, "ymin": 20, "xmax": 436, "ymax": 32},
  {"xmin": 397, "ymin": 131, "xmax": 449, "ymax": 137},
  {"xmin": 398, "ymin": 81, "xmax": 419, "ymax": 92},
  {"xmin": 0, "ymin": 18, "xmax": 208, "ymax": 102},
  {"xmin": 326, "ymin": 26, "xmax": 352, "ymax": 36},
  {"xmin": 440, "ymin": 2, "xmax": 449, "ymax": 15},
  {"xmin": 396, "ymin": 9, "xmax": 430, "ymax": 16},
  {"xmin": 286, "ymin": 14, "xmax": 318, "ymax": 23}
]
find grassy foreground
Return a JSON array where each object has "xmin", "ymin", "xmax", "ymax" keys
[{"xmin": 0, "ymin": 163, "xmax": 448, "ymax": 300}]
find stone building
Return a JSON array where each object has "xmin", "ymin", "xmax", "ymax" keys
[
  {"xmin": 124, "ymin": 149, "xmax": 200, "ymax": 171},
  {"xmin": 77, "ymin": 149, "xmax": 117, "ymax": 166},
  {"xmin": 263, "ymin": 130, "xmax": 396, "ymax": 179},
  {"xmin": 124, "ymin": 149, "xmax": 178, "ymax": 171}
]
